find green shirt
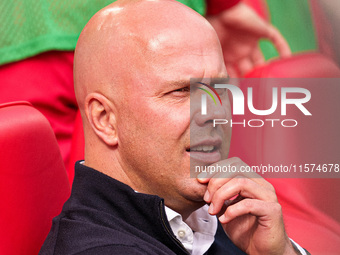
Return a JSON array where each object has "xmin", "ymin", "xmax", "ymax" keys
[
  {"xmin": 0, "ymin": 0, "xmax": 206, "ymax": 65},
  {"xmin": 260, "ymin": 0, "xmax": 317, "ymax": 60}
]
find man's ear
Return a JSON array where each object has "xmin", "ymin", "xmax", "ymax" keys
[{"xmin": 85, "ymin": 93, "xmax": 118, "ymax": 146}]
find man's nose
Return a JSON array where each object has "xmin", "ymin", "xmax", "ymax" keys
[{"xmin": 193, "ymin": 94, "xmax": 227, "ymax": 127}]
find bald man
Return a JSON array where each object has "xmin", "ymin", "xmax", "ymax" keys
[{"xmin": 40, "ymin": 0, "xmax": 307, "ymax": 254}]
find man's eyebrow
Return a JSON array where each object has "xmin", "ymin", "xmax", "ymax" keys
[
  {"xmin": 165, "ymin": 76, "xmax": 230, "ymax": 88},
  {"xmin": 191, "ymin": 76, "xmax": 230, "ymax": 87},
  {"xmin": 166, "ymin": 80, "xmax": 191, "ymax": 88}
]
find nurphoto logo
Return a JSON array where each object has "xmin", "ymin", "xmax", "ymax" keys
[{"xmin": 198, "ymin": 82, "xmax": 311, "ymax": 128}]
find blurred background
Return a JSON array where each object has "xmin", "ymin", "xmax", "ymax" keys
[{"xmin": 0, "ymin": 0, "xmax": 339, "ymax": 254}]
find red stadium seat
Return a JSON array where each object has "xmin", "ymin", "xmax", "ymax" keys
[
  {"xmin": 245, "ymin": 52, "xmax": 340, "ymax": 78},
  {"xmin": 230, "ymin": 53, "xmax": 340, "ymax": 254},
  {"xmin": 0, "ymin": 101, "xmax": 71, "ymax": 255}
]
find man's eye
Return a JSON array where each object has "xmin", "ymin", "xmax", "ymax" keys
[
  {"xmin": 171, "ymin": 87, "xmax": 190, "ymax": 95},
  {"xmin": 175, "ymin": 87, "xmax": 190, "ymax": 93}
]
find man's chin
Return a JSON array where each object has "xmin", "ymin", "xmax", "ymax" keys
[{"xmin": 182, "ymin": 178, "xmax": 208, "ymax": 204}]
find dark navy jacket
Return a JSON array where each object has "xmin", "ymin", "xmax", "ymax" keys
[{"xmin": 39, "ymin": 162, "xmax": 248, "ymax": 254}]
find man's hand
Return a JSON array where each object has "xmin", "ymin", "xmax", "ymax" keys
[
  {"xmin": 207, "ymin": 3, "xmax": 291, "ymax": 77},
  {"xmin": 197, "ymin": 157, "xmax": 298, "ymax": 255}
]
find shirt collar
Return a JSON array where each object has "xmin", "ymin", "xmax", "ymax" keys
[{"xmin": 165, "ymin": 205, "xmax": 217, "ymax": 255}]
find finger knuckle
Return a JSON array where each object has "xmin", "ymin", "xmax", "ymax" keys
[
  {"xmin": 226, "ymin": 207, "xmax": 235, "ymax": 218},
  {"xmin": 269, "ymin": 193, "xmax": 278, "ymax": 203},
  {"xmin": 272, "ymin": 202, "xmax": 282, "ymax": 214},
  {"xmin": 236, "ymin": 176, "xmax": 248, "ymax": 187},
  {"xmin": 207, "ymin": 179, "xmax": 219, "ymax": 193},
  {"xmin": 242, "ymin": 198, "xmax": 253, "ymax": 210},
  {"xmin": 267, "ymin": 182, "xmax": 276, "ymax": 193},
  {"xmin": 213, "ymin": 190, "xmax": 224, "ymax": 202}
]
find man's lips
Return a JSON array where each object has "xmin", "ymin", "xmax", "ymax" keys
[{"xmin": 186, "ymin": 138, "xmax": 222, "ymax": 164}]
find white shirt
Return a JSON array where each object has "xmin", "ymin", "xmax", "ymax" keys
[
  {"xmin": 165, "ymin": 205, "xmax": 216, "ymax": 255},
  {"xmin": 165, "ymin": 205, "xmax": 307, "ymax": 255}
]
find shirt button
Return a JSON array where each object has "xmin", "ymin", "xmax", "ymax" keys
[{"xmin": 178, "ymin": 230, "xmax": 186, "ymax": 238}]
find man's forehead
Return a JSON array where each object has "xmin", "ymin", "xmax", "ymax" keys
[{"xmin": 75, "ymin": 0, "xmax": 224, "ymax": 99}]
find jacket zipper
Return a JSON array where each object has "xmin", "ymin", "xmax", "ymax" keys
[{"xmin": 159, "ymin": 200, "xmax": 190, "ymax": 255}]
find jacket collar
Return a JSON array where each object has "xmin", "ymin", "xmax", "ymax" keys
[{"xmin": 68, "ymin": 162, "xmax": 189, "ymax": 255}]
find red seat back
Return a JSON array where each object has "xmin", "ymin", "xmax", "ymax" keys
[
  {"xmin": 230, "ymin": 53, "xmax": 340, "ymax": 253},
  {"xmin": 245, "ymin": 53, "xmax": 340, "ymax": 78},
  {"xmin": 0, "ymin": 102, "xmax": 70, "ymax": 255}
]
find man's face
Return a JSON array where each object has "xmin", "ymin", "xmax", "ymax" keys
[{"xmin": 115, "ymin": 24, "xmax": 231, "ymax": 211}]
